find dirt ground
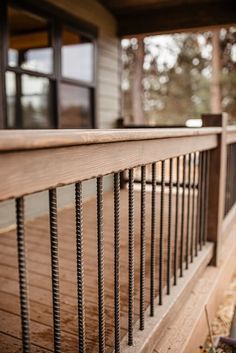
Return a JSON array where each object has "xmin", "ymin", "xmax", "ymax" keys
[{"xmin": 205, "ymin": 273, "xmax": 236, "ymax": 346}]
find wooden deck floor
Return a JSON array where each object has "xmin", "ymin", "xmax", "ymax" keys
[{"xmin": 0, "ymin": 189, "xmax": 188, "ymax": 352}]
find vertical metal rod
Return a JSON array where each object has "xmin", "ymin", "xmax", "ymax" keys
[
  {"xmin": 150, "ymin": 163, "xmax": 156, "ymax": 317},
  {"xmin": 159, "ymin": 160, "xmax": 165, "ymax": 305},
  {"xmin": 97, "ymin": 177, "xmax": 105, "ymax": 353},
  {"xmin": 180, "ymin": 155, "xmax": 186, "ymax": 277},
  {"xmin": 190, "ymin": 152, "xmax": 197, "ymax": 263},
  {"xmin": 174, "ymin": 157, "xmax": 180, "ymax": 286},
  {"xmin": 167, "ymin": 158, "xmax": 173, "ymax": 294},
  {"xmin": 128, "ymin": 169, "xmax": 134, "ymax": 346},
  {"xmin": 16, "ymin": 197, "xmax": 31, "ymax": 353},
  {"xmin": 75, "ymin": 182, "xmax": 86, "ymax": 353},
  {"xmin": 114, "ymin": 173, "xmax": 121, "ymax": 352},
  {"xmin": 49, "ymin": 188, "xmax": 61, "ymax": 353},
  {"xmin": 199, "ymin": 151, "xmax": 205, "ymax": 250},
  {"xmin": 140, "ymin": 165, "xmax": 146, "ymax": 330},
  {"xmin": 203, "ymin": 151, "xmax": 210, "ymax": 245},
  {"xmin": 185, "ymin": 154, "xmax": 192, "ymax": 269},
  {"xmin": 195, "ymin": 152, "xmax": 202, "ymax": 256}
]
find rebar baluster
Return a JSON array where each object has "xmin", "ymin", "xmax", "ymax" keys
[
  {"xmin": 203, "ymin": 151, "xmax": 210, "ymax": 245},
  {"xmin": 159, "ymin": 160, "xmax": 165, "ymax": 305},
  {"xmin": 199, "ymin": 152, "xmax": 205, "ymax": 250},
  {"xmin": 190, "ymin": 152, "xmax": 197, "ymax": 263},
  {"xmin": 185, "ymin": 154, "xmax": 192, "ymax": 269},
  {"xmin": 195, "ymin": 152, "xmax": 202, "ymax": 256},
  {"xmin": 114, "ymin": 173, "xmax": 121, "ymax": 352},
  {"xmin": 16, "ymin": 197, "xmax": 31, "ymax": 353},
  {"xmin": 97, "ymin": 177, "xmax": 105, "ymax": 353},
  {"xmin": 140, "ymin": 165, "xmax": 146, "ymax": 330},
  {"xmin": 180, "ymin": 155, "xmax": 186, "ymax": 277},
  {"xmin": 167, "ymin": 158, "xmax": 173, "ymax": 294},
  {"xmin": 75, "ymin": 182, "xmax": 86, "ymax": 353},
  {"xmin": 150, "ymin": 163, "xmax": 156, "ymax": 317},
  {"xmin": 49, "ymin": 188, "xmax": 61, "ymax": 353},
  {"xmin": 174, "ymin": 157, "xmax": 180, "ymax": 286},
  {"xmin": 128, "ymin": 169, "xmax": 134, "ymax": 346}
]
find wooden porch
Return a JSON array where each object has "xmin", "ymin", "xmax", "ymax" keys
[
  {"xmin": 0, "ymin": 189, "xmax": 191, "ymax": 352},
  {"xmin": 0, "ymin": 115, "xmax": 236, "ymax": 353}
]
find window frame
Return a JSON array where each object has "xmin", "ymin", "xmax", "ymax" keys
[{"xmin": 0, "ymin": 0, "xmax": 98, "ymax": 129}]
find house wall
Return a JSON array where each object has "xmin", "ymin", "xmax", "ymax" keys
[
  {"xmin": 0, "ymin": 0, "xmax": 121, "ymax": 229},
  {"xmin": 46, "ymin": 0, "xmax": 121, "ymax": 129}
]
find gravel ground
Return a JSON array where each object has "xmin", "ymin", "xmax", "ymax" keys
[{"xmin": 204, "ymin": 273, "xmax": 236, "ymax": 350}]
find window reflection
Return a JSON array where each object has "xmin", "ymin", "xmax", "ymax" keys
[
  {"xmin": 21, "ymin": 75, "xmax": 52, "ymax": 128},
  {"xmin": 6, "ymin": 72, "xmax": 52, "ymax": 129},
  {"xmin": 62, "ymin": 28, "xmax": 94, "ymax": 82},
  {"xmin": 60, "ymin": 84, "xmax": 92, "ymax": 128},
  {"xmin": 8, "ymin": 7, "xmax": 53, "ymax": 74},
  {"xmin": 6, "ymin": 71, "xmax": 16, "ymax": 128}
]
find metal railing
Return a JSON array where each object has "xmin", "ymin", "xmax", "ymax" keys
[
  {"xmin": 225, "ymin": 142, "xmax": 236, "ymax": 216},
  {"xmin": 0, "ymin": 114, "xmax": 235, "ymax": 353}
]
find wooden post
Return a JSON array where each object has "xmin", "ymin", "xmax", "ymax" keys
[{"xmin": 202, "ymin": 113, "xmax": 227, "ymax": 266}]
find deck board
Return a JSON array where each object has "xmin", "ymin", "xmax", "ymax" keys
[{"xmin": 0, "ymin": 189, "xmax": 191, "ymax": 352}]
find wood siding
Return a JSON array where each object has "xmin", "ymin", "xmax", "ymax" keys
[{"xmin": 0, "ymin": 0, "xmax": 121, "ymax": 227}]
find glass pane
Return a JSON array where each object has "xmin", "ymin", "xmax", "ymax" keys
[
  {"xmin": 21, "ymin": 75, "xmax": 52, "ymax": 128},
  {"xmin": 60, "ymin": 84, "xmax": 92, "ymax": 128},
  {"xmin": 6, "ymin": 71, "xmax": 16, "ymax": 128},
  {"xmin": 8, "ymin": 6, "xmax": 53, "ymax": 74},
  {"xmin": 62, "ymin": 28, "xmax": 94, "ymax": 82}
]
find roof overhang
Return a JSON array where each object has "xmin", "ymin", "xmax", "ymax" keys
[{"xmin": 99, "ymin": 0, "xmax": 236, "ymax": 36}]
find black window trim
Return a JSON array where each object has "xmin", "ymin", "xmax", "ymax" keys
[{"xmin": 0, "ymin": 0, "xmax": 98, "ymax": 129}]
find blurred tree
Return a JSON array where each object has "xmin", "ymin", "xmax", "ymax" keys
[{"xmin": 121, "ymin": 27, "xmax": 236, "ymax": 125}]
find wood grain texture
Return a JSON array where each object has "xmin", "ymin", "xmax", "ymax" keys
[
  {"xmin": 0, "ymin": 134, "xmax": 217, "ymax": 201},
  {"xmin": 0, "ymin": 128, "xmax": 221, "ymax": 152}
]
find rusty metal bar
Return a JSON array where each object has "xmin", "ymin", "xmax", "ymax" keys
[
  {"xmin": 150, "ymin": 163, "xmax": 156, "ymax": 317},
  {"xmin": 97, "ymin": 177, "xmax": 105, "ymax": 353},
  {"xmin": 174, "ymin": 157, "xmax": 180, "ymax": 286},
  {"xmin": 49, "ymin": 188, "xmax": 61, "ymax": 353},
  {"xmin": 114, "ymin": 172, "xmax": 121, "ymax": 352},
  {"xmin": 128, "ymin": 169, "xmax": 134, "ymax": 345},
  {"xmin": 190, "ymin": 152, "xmax": 197, "ymax": 263},
  {"xmin": 140, "ymin": 165, "xmax": 146, "ymax": 330},
  {"xmin": 75, "ymin": 182, "xmax": 86, "ymax": 353},
  {"xmin": 16, "ymin": 197, "xmax": 31, "ymax": 353},
  {"xmin": 195, "ymin": 152, "xmax": 202, "ymax": 256},
  {"xmin": 180, "ymin": 155, "xmax": 186, "ymax": 277},
  {"xmin": 159, "ymin": 160, "xmax": 165, "ymax": 305},
  {"xmin": 167, "ymin": 158, "xmax": 173, "ymax": 294},
  {"xmin": 185, "ymin": 153, "xmax": 192, "ymax": 269}
]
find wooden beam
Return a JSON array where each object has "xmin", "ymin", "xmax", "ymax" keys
[
  {"xmin": 226, "ymin": 126, "xmax": 236, "ymax": 144},
  {"xmin": 117, "ymin": 1, "xmax": 236, "ymax": 36},
  {"xmin": 202, "ymin": 114, "xmax": 227, "ymax": 266},
  {"xmin": 0, "ymin": 128, "xmax": 221, "ymax": 152},
  {"xmin": 0, "ymin": 133, "xmax": 218, "ymax": 200}
]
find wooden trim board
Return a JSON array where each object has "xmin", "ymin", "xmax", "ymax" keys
[{"xmin": 0, "ymin": 134, "xmax": 217, "ymax": 201}]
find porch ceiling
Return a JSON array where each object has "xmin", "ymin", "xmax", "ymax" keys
[{"xmin": 99, "ymin": 0, "xmax": 236, "ymax": 36}]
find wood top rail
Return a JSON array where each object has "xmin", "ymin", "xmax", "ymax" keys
[
  {"xmin": 226, "ymin": 125, "xmax": 236, "ymax": 144},
  {"xmin": 0, "ymin": 127, "xmax": 220, "ymax": 201},
  {"xmin": 0, "ymin": 127, "xmax": 222, "ymax": 152}
]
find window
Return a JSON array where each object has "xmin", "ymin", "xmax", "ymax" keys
[{"xmin": 0, "ymin": 1, "xmax": 96, "ymax": 129}]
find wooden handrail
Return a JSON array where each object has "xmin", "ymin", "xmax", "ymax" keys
[
  {"xmin": 0, "ymin": 127, "xmax": 222, "ymax": 152},
  {"xmin": 226, "ymin": 125, "xmax": 236, "ymax": 144},
  {"xmin": 0, "ymin": 128, "xmax": 219, "ymax": 201}
]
